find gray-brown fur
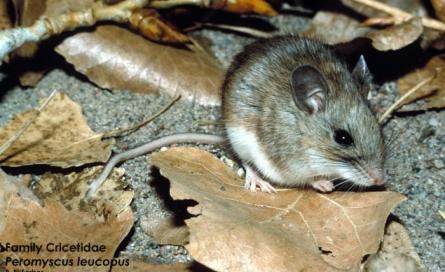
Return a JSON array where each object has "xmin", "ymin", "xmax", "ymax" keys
[{"xmin": 222, "ymin": 36, "xmax": 385, "ymax": 187}]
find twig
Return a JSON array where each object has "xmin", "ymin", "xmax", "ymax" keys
[
  {"xmin": 186, "ymin": 23, "xmax": 274, "ymax": 38},
  {"xmin": 0, "ymin": 0, "xmax": 236, "ymax": 63},
  {"xmin": 0, "ymin": 90, "xmax": 58, "ymax": 157},
  {"xmin": 103, "ymin": 94, "xmax": 181, "ymax": 138},
  {"xmin": 150, "ymin": 0, "xmax": 205, "ymax": 9},
  {"xmin": 379, "ymin": 75, "xmax": 435, "ymax": 123},
  {"xmin": 0, "ymin": 0, "xmax": 151, "ymax": 63},
  {"xmin": 347, "ymin": 0, "xmax": 445, "ymax": 31}
]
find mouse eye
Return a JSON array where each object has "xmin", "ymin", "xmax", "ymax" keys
[{"xmin": 334, "ymin": 129, "xmax": 354, "ymax": 146}]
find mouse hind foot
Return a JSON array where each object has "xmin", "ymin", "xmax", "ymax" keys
[{"xmin": 244, "ymin": 165, "xmax": 277, "ymax": 193}]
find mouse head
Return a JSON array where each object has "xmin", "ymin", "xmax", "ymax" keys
[{"xmin": 290, "ymin": 56, "xmax": 385, "ymax": 187}]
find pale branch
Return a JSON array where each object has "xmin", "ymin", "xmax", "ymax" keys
[
  {"xmin": 0, "ymin": 0, "xmax": 150, "ymax": 64},
  {"xmin": 187, "ymin": 23, "xmax": 274, "ymax": 38},
  {"xmin": 150, "ymin": 0, "xmax": 207, "ymax": 9},
  {"xmin": 347, "ymin": 0, "xmax": 445, "ymax": 31},
  {"xmin": 379, "ymin": 75, "xmax": 435, "ymax": 123},
  {"xmin": 103, "ymin": 94, "xmax": 181, "ymax": 138}
]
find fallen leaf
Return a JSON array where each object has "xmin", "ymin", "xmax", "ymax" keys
[
  {"xmin": 0, "ymin": 169, "xmax": 39, "ymax": 232},
  {"xmin": 432, "ymin": 0, "xmax": 445, "ymax": 22},
  {"xmin": 0, "ymin": 92, "xmax": 114, "ymax": 167},
  {"xmin": 140, "ymin": 215, "xmax": 189, "ymax": 245},
  {"xmin": 0, "ymin": 195, "xmax": 133, "ymax": 272},
  {"xmin": 150, "ymin": 147, "xmax": 405, "ymax": 272},
  {"xmin": 304, "ymin": 11, "xmax": 369, "ymax": 45},
  {"xmin": 340, "ymin": 0, "xmax": 444, "ymax": 50},
  {"xmin": 0, "ymin": 0, "xmax": 12, "ymax": 30},
  {"xmin": 112, "ymin": 259, "xmax": 193, "ymax": 272},
  {"xmin": 397, "ymin": 55, "xmax": 445, "ymax": 110},
  {"xmin": 34, "ymin": 166, "xmax": 133, "ymax": 216},
  {"xmin": 210, "ymin": 0, "xmax": 278, "ymax": 16},
  {"xmin": 56, "ymin": 25, "xmax": 224, "ymax": 106},
  {"xmin": 367, "ymin": 17, "xmax": 423, "ymax": 51},
  {"xmin": 304, "ymin": 11, "xmax": 423, "ymax": 51},
  {"xmin": 363, "ymin": 221, "xmax": 424, "ymax": 271},
  {"xmin": 129, "ymin": 9, "xmax": 190, "ymax": 43}
]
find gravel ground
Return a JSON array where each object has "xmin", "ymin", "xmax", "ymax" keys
[{"xmin": 0, "ymin": 11, "xmax": 444, "ymax": 272}]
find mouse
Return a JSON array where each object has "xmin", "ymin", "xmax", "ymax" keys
[
  {"xmin": 86, "ymin": 35, "xmax": 385, "ymax": 198},
  {"xmin": 222, "ymin": 36, "xmax": 385, "ymax": 193}
]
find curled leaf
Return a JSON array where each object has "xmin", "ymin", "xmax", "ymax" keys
[
  {"xmin": 368, "ymin": 17, "xmax": 423, "ymax": 51},
  {"xmin": 150, "ymin": 147, "xmax": 405, "ymax": 271},
  {"xmin": 304, "ymin": 11, "xmax": 423, "ymax": 51},
  {"xmin": 432, "ymin": 0, "xmax": 445, "ymax": 22},
  {"xmin": 210, "ymin": 0, "xmax": 278, "ymax": 16},
  {"xmin": 0, "ymin": 0, "xmax": 12, "ymax": 30},
  {"xmin": 129, "ymin": 9, "xmax": 190, "ymax": 43}
]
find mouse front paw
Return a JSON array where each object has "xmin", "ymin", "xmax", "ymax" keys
[
  {"xmin": 244, "ymin": 165, "xmax": 277, "ymax": 193},
  {"xmin": 311, "ymin": 180, "xmax": 334, "ymax": 193}
]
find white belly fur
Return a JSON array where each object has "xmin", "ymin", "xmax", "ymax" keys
[{"xmin": 226, "ymin": 126, "xmax": 283, "ymax": 183}]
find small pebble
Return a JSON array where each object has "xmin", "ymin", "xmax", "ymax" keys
[
  {"xmin": 432, "ymin": 159, "xmax": 444, "ymax": 169},
  {"xmin": 428, "ymin": 117, "xmax": 439, "ymax": 127}
]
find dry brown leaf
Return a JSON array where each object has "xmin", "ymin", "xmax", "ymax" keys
[
  {"xmin": 340, "ymin": 0, "xmax": 445, "ymax": 49},
  {"xmin": 129, "ymin": 9, "xmax": 190, "ymax": 43},
  {"xmin": 112, "ymin": 259, "xmax": 193, "ymax": 272},
  {"xmin": 304, "ymin": 11, "xmax": 423, "ymax": 51},
  {"xmin": 432, "ymin": 0, "xmax": 445, "ymax": 22},
  {"xmin": 0, "ymin": 0, "xmax": 12, "ymax": 30},
  {"xmin": 34, "ymin": 166, "xmax": 133, "ymax": 216},
  {"xmin": 150, "ymin": 147, "xmax": 405, "ymax": 272},
  {"xmin": 368, "ymin": 17, "xmax": 423, "ymax": 51},
  {"xmin": 0, "ymin": 195, "xmax": 133, "ymax": 272},
  {"xmin": 304, "ymin": 11, "xmax": 369, "ymax": 45},
  {"xmin": 397, "ymin": 55, "xmax": 445, "ymax": 110},
  {"xmin": 140, "ymin": 215, "xmax": 189, "ymax": 245},
  {"xmin": 55, "ymin": 25, "xmax": 224, "ymax": 106},
  {"xmin": 210, "ymin": 0, "xmax": 278, "ymax": 16},
  {"xmin": 0, "ymin": 169, "xmax": 39, "ymax": 232},
  {"xmin": 0, "ymin": 92, "xmax": 114, "ymax": 167},
  {"xmin": 364, "ymin": 221, "xmax": 424, "ymax": 271}
]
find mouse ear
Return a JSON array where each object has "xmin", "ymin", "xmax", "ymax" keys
[
  {"xmin": 352, "ymin": 55, "xmax": 372, "ymax": 95},
  {"xmin": 290, "ymin": 65, "xmax": 327, "ymax": 114}
]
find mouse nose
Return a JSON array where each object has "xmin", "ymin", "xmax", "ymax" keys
[{"xmin": 368, "ymin": 168, "xmax": 384, "ymax": 186}]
